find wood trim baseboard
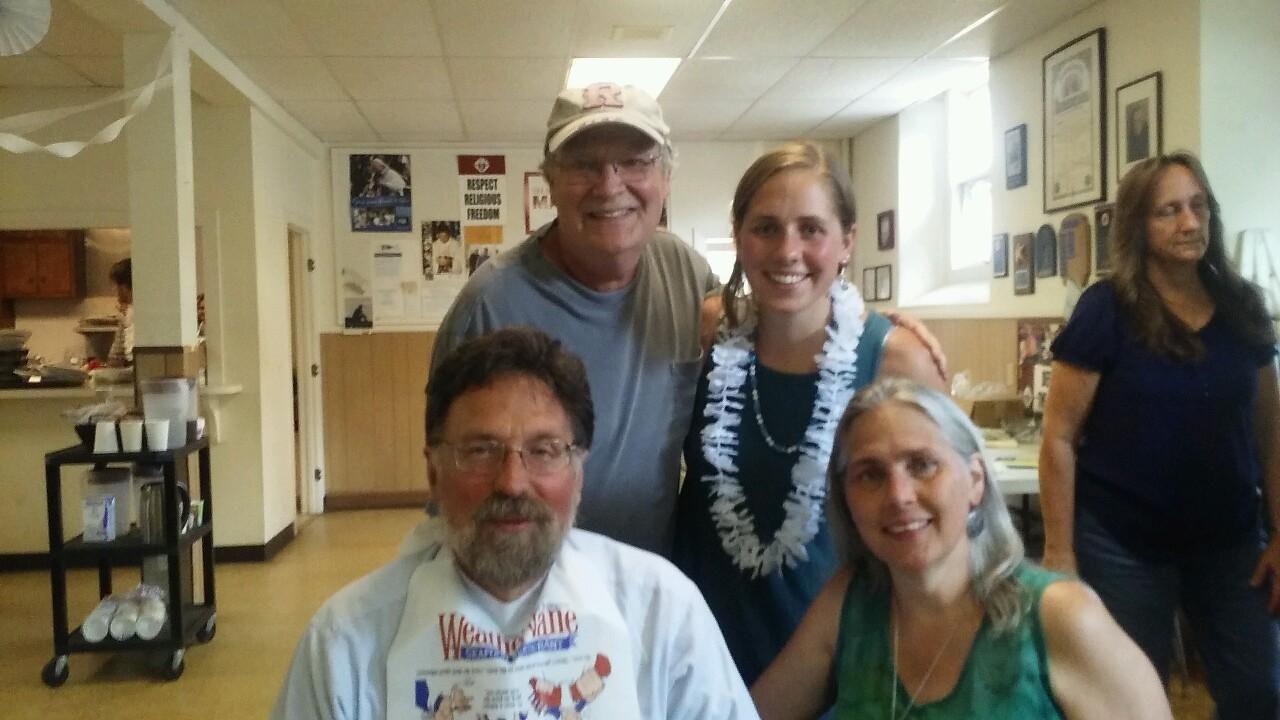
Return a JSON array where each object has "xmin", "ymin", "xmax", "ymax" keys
[
  {"xmin": 0, "ymin": 522, "xmax": 298, "ymax": 571},
  {"xmin": 216, "ymin": 522, "xmax": 296, "ymax": 562},
  {"xmin": 324, "ymin": 491, "xmax": 431, "ymax": 511}
]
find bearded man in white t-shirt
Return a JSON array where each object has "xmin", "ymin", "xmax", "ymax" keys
[{"xmin": 272, "ymin": 327, "xmax": 757, "ymax": 720}]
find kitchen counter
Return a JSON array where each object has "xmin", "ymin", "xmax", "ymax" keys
[{"xmin": 0, "ymin": 382, "xmax": 243, "ymax": 400}]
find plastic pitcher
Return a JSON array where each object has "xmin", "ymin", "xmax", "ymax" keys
[{"xmin": 140, "ymin": 378, "xmax": 198, "ymax": 448}]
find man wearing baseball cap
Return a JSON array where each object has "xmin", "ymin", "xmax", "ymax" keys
[{"xmin": 429, "ymin": 82, "xmax": 713, "ymax": 557}]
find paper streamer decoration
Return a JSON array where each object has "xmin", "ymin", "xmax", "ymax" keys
[
  {"xmin": 0, "ymin": 0, "xmax": 50, "ymax": 57},
  {"xmin": 0, "ymin": 34, "xmax": 174, "ymax": 158}
]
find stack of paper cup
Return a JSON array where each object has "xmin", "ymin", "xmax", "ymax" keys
[
  {"xmin": 144, "ymin": 419, "xmax": 170, "ymax": 452},
  {"xmin": 93, "ymin": 420, "xmax": 119, "ymax": 454},
  {"xmin": 119, "ymin": 419, "xmax": 144, "ymax": 452}
]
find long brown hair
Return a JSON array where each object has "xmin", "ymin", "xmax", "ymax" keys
[
  {"xmin": 1109, "ymin": 151, "xmax": 1273, "ymax": 360},
  {"xmin": 721, "ymin": 141, "xmax": 856, "ymax": 328}
]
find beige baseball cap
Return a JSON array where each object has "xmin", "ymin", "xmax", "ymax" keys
[{"xmin": 544, "ymin": 82, "xmax": 671, "ymax": 155}]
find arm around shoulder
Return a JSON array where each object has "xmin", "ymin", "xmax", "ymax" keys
[
  {"xmin": 751, "ymin": 566, "xmax": 850, "ymax": 720},
  {"xmin": 1041, "ymin": 580, "xmax": 1171, "ymax": 720},
  {"xmin": 878, "ymin": 323, "xmax": 947, "ymax": 391}
]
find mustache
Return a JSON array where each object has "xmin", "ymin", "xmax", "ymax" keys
[{"xmin": 473, "ymin": 495, "xmax": 553, "ymax": 524}]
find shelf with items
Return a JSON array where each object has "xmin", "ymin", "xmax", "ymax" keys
[{"xmin": 40, "ymin": 437, "xmax": 216, "ymax": 686}]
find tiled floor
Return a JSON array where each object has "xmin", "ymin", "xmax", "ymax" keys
[{"xmin": 0, "ymin": 508, "xmax": 1216, "ymax": 719}]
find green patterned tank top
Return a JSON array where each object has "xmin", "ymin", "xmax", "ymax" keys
[{"xmin": 832, "ymin": 562, "xmax": 1066, "ymax": 719}]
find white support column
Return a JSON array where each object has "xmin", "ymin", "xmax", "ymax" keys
[{"xmin": 124, "ymin": 32, "xmax": 199, "ymax": 351}]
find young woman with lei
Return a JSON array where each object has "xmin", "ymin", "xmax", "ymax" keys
[{"xmin": 673, "ymin": 141, "xmax": 944, "ymax": 687}]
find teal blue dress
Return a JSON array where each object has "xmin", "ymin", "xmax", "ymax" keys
[
  {"xmin": 833, "ymin": 563, "xmax": 1067, "ymax": 718},
  {"xmin": 673, "ymin": 311, "xmax": 892, "ymax": 686}
]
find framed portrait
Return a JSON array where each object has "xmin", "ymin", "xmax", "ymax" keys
[
  {"xmin": 877, "ymin": 210, "xmax": 895, "ymax": 251},
  {"xmin": 862, "ymin": 267, "xmax": 876, "ymax": 298},
  {"xmin": 1059, "ymin": 212, "xmax": 1092, "ymax": 286},
  {"xmin": 1013, "ymin": 233, "xmax": 1035, "ymax": 295},
  {"xmin": 1116, "ymin": 72, "xmax": 1162, "ymax": 183},
  {"xmin": 1005, "ymin": 125, "xmax": 1028, "ymax": 189},
  {"xmin": 1035, "ymin": 223, "xmax": 1058, "ymax": 277},
  {"xmin": 1043, "ymin": 28, "xmax": 1107, "ymax": 213},
  {"xmin": 1094, "ymin": 203, "xmax": 1114, "ymax": 275},
  {"xmin": 993, "ymin": 233, "xmax": 1010, "ymax": 277},
  {"xmin": 874, "ymin": 264, "xmax": 893, "ymax": 302}
]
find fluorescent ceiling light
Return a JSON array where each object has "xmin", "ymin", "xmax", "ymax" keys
[{"xmin": 566, "ymin": 58, "xmax": 682, "ymax": 98}]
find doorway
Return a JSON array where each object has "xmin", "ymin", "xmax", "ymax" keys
[{"xmin": 287, "ymin": 226, "xmax": 324, "ymax": 515}]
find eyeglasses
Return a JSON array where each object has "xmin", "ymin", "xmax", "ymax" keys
[
  {"xmin": 1150, "ymin": 199, "xmax": 1209, "ymax": 222},
  {"xmin": 553, "ymin": 153, "xmax": 660, "ymax": 185},
  {"xmin": 436, "ymin": 439, "xmax": 579, "ymax": 476}
]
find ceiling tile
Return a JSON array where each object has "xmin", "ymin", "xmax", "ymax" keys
[
  {"xmin": 721, "ymin": 97, "xmax": 849, "ymax": 140},
  {"xmin": 447, "ymin": 57, "xmax": 567, "ymax": 100},
  {"xmin": 38, "ymin": 0, "xmax": 120, "ymax": 57},
  {"xmin": 661, "ymin": 58, "xmax": 797, "ymax": 101},
  {"xmin": 234, "ymin": 56, "xmax": 347, "ymax": 100},
  {"xmin": 761, "ymin": 58, "xmax": 910, "ymax": 102},
  {"xmin": 859, "ymin": 58, "xmax": 987, "ymax": 107},
  {"xmin": 458, "ymin": 100, "xmax": 548, "ymax": 142},
  {"xmin": 696, "ymin": 0, "xmax": 866, "ymax": 58},
  {"xmin": 808, "ymin": 117, "xmax": 880, "ymax": 139},
  {"xmin": 358, "ymin": 100, "xmax": 463, "ymax": 138},
  {"xmin": 279, "ymin": 99, "xmax": 375, "ymax": 137},
  {"xmin": 812, "ymin": 0, "xmax": 1001, "ymax": 58},
  {"xmin": 58, "ymin": 55, "xmax": 123, "ymax": 87},
  {"xmin": 327, "ymin": 57, "xmax": 452, "ymax": 101},
  {"xmin": 569, "ymin": 0, "xmax": 724, "ymax": 57},
  {"xmin": 433, "ymin": 0, "xmax": 577, "ymax": 57},
  {"xmin": 279, "ymin": 0, "xmax": 443, "ymax": 57},
  {"xmin": 660, "ymin": 100, "xmax": 752, "ymax": 138},
  {"xmin": 933, "ymin": 0, "xmax": 1097, "ymax": 59},
  {"xmin": 168, "ymin": 0, "xmax": 314, "ymax": 57},
  {"xmin": 0, "ymin": 55, "xmax": 94, "ymax": 87}
]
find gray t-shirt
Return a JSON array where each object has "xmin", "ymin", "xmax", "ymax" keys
[{"xmin": 430, "ymin": 224, "xmax": 716, "ymax": 555}]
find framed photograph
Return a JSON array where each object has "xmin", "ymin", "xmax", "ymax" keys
[
  {"xmin": 1094, "ymin": 203, "xmax": 1115, "ymax": 274},
  {"xmin": 1035, "ymin": 223, "xmax": 1058, "ymax": 277},
  {"xmin": 862, "ymin": 267, "xmax": 875, "ymax": 298},
  {"xmin": 1116, "ymin": 72, "xmax": 1162, "ymax": 182},
  {"xmin": 1013, "ymin": 233, "xmax": 1035, "ymax": 295},
  {"xmin": 877, "ymin": 210, "xmax": 895, "ymax": 251},
  {"xmin": 874, "ymin": 264, "xmax": 893, "ymax": 301},
  {"xmin": 1043, "ymin": 28, "xmax": 1107, "ymax": 213},
  {"xmin": 1005, "ymin": 125, "xmax": 1028, "ymax": 189},
  {"xmin": 993, "ymin": 233, "xmax": 1010, "ymax": 277}
]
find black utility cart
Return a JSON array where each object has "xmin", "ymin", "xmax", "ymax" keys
[{"xmin": 40, "ymin": 436, "xmax": 216, "ymax": 686}]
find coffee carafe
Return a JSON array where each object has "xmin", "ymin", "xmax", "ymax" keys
[{"xmin": 137, "ymin": 478, "xmax": 191, "ymax": 544}]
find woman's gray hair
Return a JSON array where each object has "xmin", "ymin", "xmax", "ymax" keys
[{"xmin": 826, "ymin": 377, "xmax": 1028, "ymax": 634}]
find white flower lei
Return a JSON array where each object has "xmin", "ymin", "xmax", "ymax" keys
[{"xmin": 700, "ymin": 281, "xmax": 865, "ymax": 578}]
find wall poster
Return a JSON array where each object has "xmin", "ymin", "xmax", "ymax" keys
[
  {"xmin": 1042, "ymin": 28, "xmax": 1106, "ymax": 212},
  {"xmin": 422, "ymin": 220, "xmax": 464, "ymax": 281},
  {"xmin": 524, "ymin": 171, "xmax": 557, "ymax": 234},
  {"xmin": 350, "ymin": 154, "xmax": 412, "ymax": 232}
]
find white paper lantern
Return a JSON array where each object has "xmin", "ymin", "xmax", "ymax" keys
[{"xmin": 0, "ymin": 0, "xmax": 52, "ymax": 57}]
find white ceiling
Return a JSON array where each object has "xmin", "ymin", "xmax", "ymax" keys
[{"xmin": 1, "ymin": 0, "xmax": 1098, "ymax": 144}]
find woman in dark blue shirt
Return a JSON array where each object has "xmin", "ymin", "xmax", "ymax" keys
[{"xmin": 1040, "ymin": 151, "xmax": 1280, "ymax": 718}]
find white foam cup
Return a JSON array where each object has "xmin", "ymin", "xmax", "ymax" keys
[
  {"xmin": 119, "ymin": 419, "xmax": 144, "ymax": 452},
  {"xmin": 93, "ymin": 420, "xmax": 119, "ymax": 454},
  {"xmin": 144, "ymin": 419, "xmax": 170, "ymax": 451}
]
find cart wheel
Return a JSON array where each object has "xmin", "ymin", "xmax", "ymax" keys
[
  {"xmin": 41, "ymin": 656, "xmax": 69, "ymax": 688},
  {"xmin": 163, "ymin": 650, "xmax": 185, "ymax": 681},
  {"xmin": 196, "ymin": 614, "xmax": 216, "ymax": 643}
]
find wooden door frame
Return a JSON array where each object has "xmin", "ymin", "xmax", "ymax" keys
[{"xmin": 287, "ymin": 225, "xmax": 325, "ymax": 514}]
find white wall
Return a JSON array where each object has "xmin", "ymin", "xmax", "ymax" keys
[
  {"xmin": 853, "ymin": 117, "xmax": 900, "ymax": 307},
  {"xmin": 322, "ymin": 140, "xmax": 781, "ymax": 329},
  {"xmin": 1200, "ymin": 0, "xmax": 1280, "ymax": 243},
  {"xmin": 852, "ymin": 0, "xmax": 1204, "ymax": 319}
]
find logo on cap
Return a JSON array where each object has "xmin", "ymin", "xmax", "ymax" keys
[{"xmin": 582, "ymin": 83, "xmax": 624, "ymax": 111}]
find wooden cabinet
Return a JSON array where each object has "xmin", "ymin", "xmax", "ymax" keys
[{"xmin": 0, "ymin": 230, "xmax": 86, "ymax": 299}]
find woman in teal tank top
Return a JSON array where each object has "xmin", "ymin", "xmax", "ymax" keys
[
  {"xmin": 752, "ymin": 379, "xmax": 1171, "ymax": 719},
  {"xmin": 673, "ymin": 142, "xmax": 944, "ymax": 687}
]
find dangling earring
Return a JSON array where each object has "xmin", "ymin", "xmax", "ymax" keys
[
  {"xmin": 966, "ymin": 507, "xmax": 985, "ymax": 538},
  {"xmin": 837, "ymin": 258, "xmax": 851, "ymax": 289}
]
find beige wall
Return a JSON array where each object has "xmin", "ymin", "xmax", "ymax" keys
[{"xmin": 851, "ymin": 0, "xmax": 1205, "ymax": 320}]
